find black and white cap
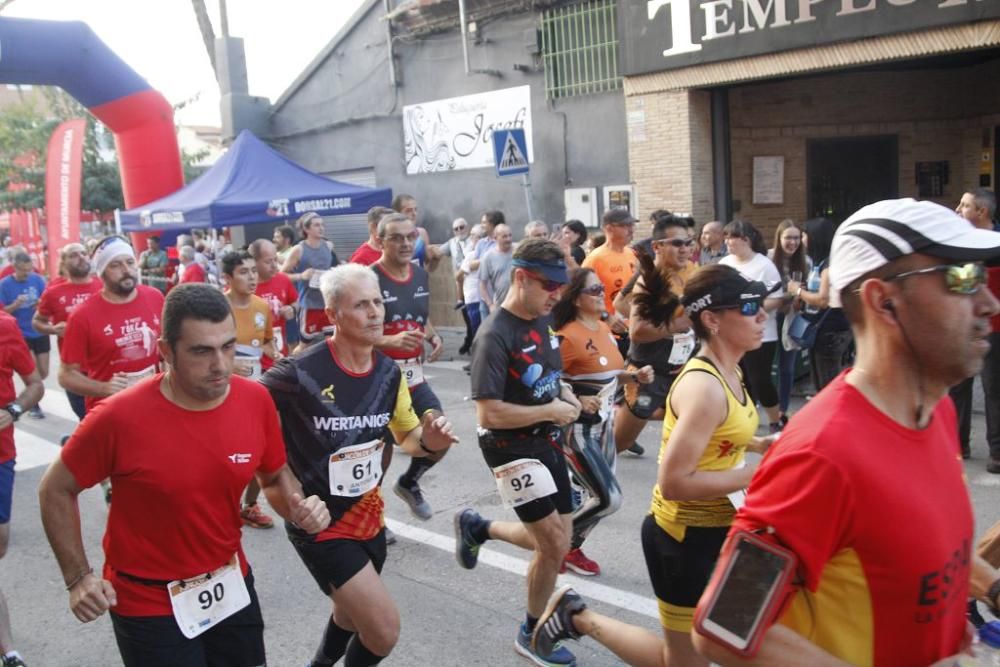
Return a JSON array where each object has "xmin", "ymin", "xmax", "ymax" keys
[{"xmin": 829, "ymin": 198, "xmax": 1000, "ymax": 307}]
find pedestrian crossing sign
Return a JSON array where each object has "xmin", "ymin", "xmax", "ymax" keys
[{"xmin": 492, "ymin": 128, "xmax": 530, "ymax": 177}]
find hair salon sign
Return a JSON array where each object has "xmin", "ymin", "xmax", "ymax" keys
[
  {"xmin": 403, "ymin": 85, "xmax": 534, "ymax": 175},
  {"xmin": 619, "ymin": 0, "xmax": 1000, "ymax": 77}
]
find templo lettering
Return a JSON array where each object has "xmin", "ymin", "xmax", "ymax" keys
[{"xmin": 629, "ymin": 0, "xmax": 996, "ymax": 74}]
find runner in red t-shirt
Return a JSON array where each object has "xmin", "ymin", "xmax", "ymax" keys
[
  {"xmin": 59, "ymin": 237, "xmax": 165, "ymax": 415},
  {"xmin": 689, "ymin": 199, "xmax": 1000, "ymax": 666},
  {"xmin": 0, "ymin": 310, "xmax": 43, "ymax": 667},
  {"xmin": 33, "ymin": 243, "xmax": 101, "ymax": 421},
  {"xmin": 249, "ymin": 238, "xmax": 298, "ymax": 359},
  {"xmin": 349, "ymin": 206, "xmax": 393, "ymax": 266},
  {"xmin": 38, "ymin": 283, "xmax": 329, "ymax": 667}
]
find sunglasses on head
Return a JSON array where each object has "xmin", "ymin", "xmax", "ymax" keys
[
  {"xmin": 522, "ymin": 271, "xmax": 565, "ymax": 293},
  {"xmin": 580, "ymin": 284, "xmax": 605, "ymax": 296},
  {"xmin": 710, "ymin": 298, "xmax": 763, "ymax": 317},
  {"xmin": 885, "ymin": 262, "xmax": 986, "ymax": 295}
]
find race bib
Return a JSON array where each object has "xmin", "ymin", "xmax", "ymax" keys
[
  {"xmin": 235, "ymin": 345, "xmax": 263, "ymax": 379},
  {"xmin": 395, "ymin": 357, "xmax": 424, "ymax": 388},
  {"xmin": 595, "ymin": 380, "xmax": 618, "ymax": 422},
  {"xmin": 168, "ymin": 554, "xmax": 250, "ymax": 639},
  {"xmin": 492, "ymin": 458, "xmax": 557, "ymax": 509},
  {"xmin": 272, "ymin": 326, "xmax": 285, "ymax": 354},
  {"xmin": 668, "ymin": 330, "xmax": 696, "ymax": 366},
  {"xmin": 122, "ymin": 365, "xmax": 156, "ymax": 388},
  {"xmin": 309, "ymin": 270, "xmax": 327, "ymax": 289},
  {"xmin": 328, "ymin": 439, "xmax": 384, "ymax": 497}
]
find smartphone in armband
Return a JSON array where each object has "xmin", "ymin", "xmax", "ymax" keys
[{"xmin": 694, "ymin": 530, "xmax": 797, "ymax": 658}]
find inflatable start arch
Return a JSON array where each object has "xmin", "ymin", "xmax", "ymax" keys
[{"xmin": 0, "ymin": 17, "xmax": 184, "ymax": 249}]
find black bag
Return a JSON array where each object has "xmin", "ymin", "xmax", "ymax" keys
[{"xmin": 787, "ymin": 309, "xmax": 829, "ymax": 348}]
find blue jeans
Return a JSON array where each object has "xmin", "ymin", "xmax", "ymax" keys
[{"xmin": 775, "ymin": 313, "xmax": 799, "ymax": 413}]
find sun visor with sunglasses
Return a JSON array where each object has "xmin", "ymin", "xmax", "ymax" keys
[{"xmin": 511, "ymin": 258, "xmax": 569, "ymax": 285}]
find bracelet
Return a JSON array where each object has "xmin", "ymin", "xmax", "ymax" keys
[
  {"xmin": 987, "ymin": 578, "xmax": 1000, "ymax": 613},
  {"xmin": 419, "ymin": 439, "xmax": 435, "ymax": 455},
  {"xmin": 65, "ymin": 567, "xmax": 93, "ymax": 591}
]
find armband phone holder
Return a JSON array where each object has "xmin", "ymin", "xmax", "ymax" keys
[{"xmin": 694, "ymin": 530, "xmax": 797, "ymax": 658}]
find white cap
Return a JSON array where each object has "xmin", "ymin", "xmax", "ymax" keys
[{"xmin": 829, "ymin": 198, "xmax": 1000, "ymax": 307}]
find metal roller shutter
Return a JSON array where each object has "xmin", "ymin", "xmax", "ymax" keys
[{"xmin": 320, "ymin": 168, "xmax": 377, "ymax": 261}]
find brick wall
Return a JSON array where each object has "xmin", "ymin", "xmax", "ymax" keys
[{"xmin": 626, "ymin": 57, "xmax": 1000, "ymax": 240}]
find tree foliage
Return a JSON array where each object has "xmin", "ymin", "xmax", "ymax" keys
[{"xmin": 0, "ymin": 86, "xmax": 208, "ymax": 215}]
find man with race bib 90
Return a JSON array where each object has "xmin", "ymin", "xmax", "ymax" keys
[
  {"xmin": 454, "ymin": 238, "xmax": 582, "ymax": 667},
  {"xmin": 372, "ymin": 213, "xmax": 450, "ymax": 520},
  {"xmin": 261, "ymin": 264, "xmax": 457, "ymax": 667},
  {"xmin": 39, "ymin": 283, "xmax": 330, "ymax": 667},
  {"xmin": 59, "ymin": 236, "xmax": 164, "ymax": 415}
]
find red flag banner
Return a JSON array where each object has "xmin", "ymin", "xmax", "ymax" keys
[{"xmin": 45, "ymin": 118, "xmax": 86, "ymax": 279}]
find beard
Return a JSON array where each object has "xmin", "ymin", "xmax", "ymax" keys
[
  {"xmin": 67, "ymin": 264, "xmax": 91, "ymax": 279},
  {"xmin": 107, "ymin": 274, "xmax": 137, "ymax": 296}
]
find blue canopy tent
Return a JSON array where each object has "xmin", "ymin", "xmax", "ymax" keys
[{"xmin": 118, "ymin": 129, "xmax": 392, "ymax": 232}]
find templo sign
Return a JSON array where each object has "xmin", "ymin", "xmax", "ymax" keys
[
  {"xmin": 403, "ymin": 85, "xmax": 534, "ymax": 175},
  {"xmin": 619, "ymin": 0, "xmax": 1000, "ymax": 77}
]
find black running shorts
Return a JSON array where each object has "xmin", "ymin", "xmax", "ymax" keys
[
  {"xmin": 481, "ymin": 443, "xmax": 573, "ymax": 523},
  {"xmin": 289, "ymin": 529, "xmax": 388, "ymax": 594}
]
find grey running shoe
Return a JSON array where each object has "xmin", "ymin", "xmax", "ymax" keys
[
  {"xmin": 454, "ymin": 508, "xmax": 483, "ymax": 570},
  {"xmin": 394, "ymin": 478, "xmax": 432, "ymax": 520},
  {"xmin": 533, "ymin": 586, "xmax": 586, "ymax": 658},
  {"xmin": 517, "ymin": 621, "xmax": 576, "ymax": 666}
]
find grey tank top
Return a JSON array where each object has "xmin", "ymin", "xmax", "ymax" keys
[{"xmin": 296, "ymin": 241, "xmax": 334, "ymax": 309}]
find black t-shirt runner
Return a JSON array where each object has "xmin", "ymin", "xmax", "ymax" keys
[
  {"xmin": 470, "ymin": 308, "xmax": 564, "ymax": 455},
  {"xmin": 261, "ymin": 340, "xmax": 419, "ymax": 542},
  {"xmin": 373, "ymin": 262, "xmax": 431, "ymax": 388}
]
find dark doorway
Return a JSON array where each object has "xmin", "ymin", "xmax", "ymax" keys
[{"xmin": 807, "ymin": 136, "xmax": 898, "ymax": 224}]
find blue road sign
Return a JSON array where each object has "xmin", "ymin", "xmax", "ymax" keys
[{"xmin": 492, "ymin": 128, "xmax": 530, "ymax": 177}]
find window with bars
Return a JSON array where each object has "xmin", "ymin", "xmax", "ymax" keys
[{"xmin": 541, "ymin": 0, "xmax": 621, "ymax": 100}]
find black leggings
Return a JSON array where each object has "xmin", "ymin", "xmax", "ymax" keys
[{"xmin": 739, "ymin": 341, "xmax": 778, "ymax": 410}]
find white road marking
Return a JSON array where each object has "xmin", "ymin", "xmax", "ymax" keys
[
  {"xmin": 13, "ymin": 429, "xmax": 62, "ymax": 471},
  {"xmin": 386, "ymin": 518, "xmax": 659, "ymax": 619}
]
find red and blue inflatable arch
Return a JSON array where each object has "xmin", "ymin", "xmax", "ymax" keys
[{"xmin": 0, "ymin": 17, "xmax": 184, "ymax": 249}]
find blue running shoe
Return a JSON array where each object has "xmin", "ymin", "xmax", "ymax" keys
[
  {"xmin": 515, "ymin": 621, "xmax": 576, "ymax": 666},
  {"xmin": 454, "ymin": 508, "xmax": 482, "ymax": 569}
]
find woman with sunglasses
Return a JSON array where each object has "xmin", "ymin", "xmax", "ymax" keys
[
  {"xmin": 552, "ymin": 269, "xmax": 654, "ymax": 576},
  {"xmin": 531, "ymin": 264, "xmax": 775, "ymax": 667},
  {"xmin": 719, "ymin": 220, "xmax": 785, "ymax": 432},
  {"xmin": 787, "ymin": 217, "xmax": 854, "ymax": 392},
  {"xmin": 768, "ymin": 219, "xmax": 811, "ymax": 426}
]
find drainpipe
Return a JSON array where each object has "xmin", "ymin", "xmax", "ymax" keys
[
  {"xmin": 458, "ymin": 0, "xmax": 471, "ymax": 75},
  {"xmin": 384, "ymin": 0, "xmax": 398, "ymax": 87}
]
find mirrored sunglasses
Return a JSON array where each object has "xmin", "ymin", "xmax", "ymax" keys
[{"xmin": 886, "ymin": 262, "xmax": 986, "ymax": 295}]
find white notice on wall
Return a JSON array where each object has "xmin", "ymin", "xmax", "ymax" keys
[{"xmin": 753, "ymin": 156, "xmax": 784, "ymax": 205}]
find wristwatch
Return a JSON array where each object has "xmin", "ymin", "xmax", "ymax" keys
[{"xmin": 4, "ymin": 403, "xmax": 23, "ymax": 423}]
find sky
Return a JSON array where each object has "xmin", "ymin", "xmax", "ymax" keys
[{"xmin": 4, "ymin": 0, "xmax": 369, "ymax": 126}]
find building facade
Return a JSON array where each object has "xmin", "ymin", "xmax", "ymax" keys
[{"xmin": 619, "ymin": 1, "xmax": 1000, "ymax": 237}]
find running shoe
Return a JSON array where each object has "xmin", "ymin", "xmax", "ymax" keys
[
  {"xmin": 625, "ymin": 443, "xmax": 644, "ymax": 456},
  {"xmin": 2, "ymin": 654, "xmax": 27, "ymax": 667},
  {"xmin": 532, "ymin": 586, "xmax": 586, "ymax": 659},
  {"xmin": 516, "ymin": 621, "xmax": 576, "ymax": 666},
  {"xmin": 988, "ymin": 458, "xmax": 1000, "ymax": 475},
  {"xmin": 240, "ymin": 503, "xmax": 274, "ymax": 529},
  {"xmin": 562, "ymin": 548, "xmax": 600, "ymax": 577},
  {"xmin": 454, "ymin": 508, "xmax": 483, "ymax": 570},
  {"xmin": 394, "ymin": 478, "xmax": 432, "ymax": 520},
  {"xmin": 385, "ymin": 527, "xmax": 397, "ymax": 545},
  {"xmin": 28, "ymin": 406, "xmax": 44, "ymax": 419}
]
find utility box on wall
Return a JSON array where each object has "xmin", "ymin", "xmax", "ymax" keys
[
  {"xmin": 564, "ymin": 188, "xmax": 598, "ymax": 227},
  {"xmin": 604, "ymin": 184, "xmax": 636, "ymax": 217}
]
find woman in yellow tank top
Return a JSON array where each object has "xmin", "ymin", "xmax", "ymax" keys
[{"xmin": 530, "ymin": 264, "xmax": 777, "ymax": 667}]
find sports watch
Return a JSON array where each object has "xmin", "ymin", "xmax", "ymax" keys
[{"xmin": 4, "ymin": 403, "xmax": 23, "ymax": 423}]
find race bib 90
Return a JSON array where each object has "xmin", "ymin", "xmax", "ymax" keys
[{"xmin": 168, "ymin": 554, "xmax": 250, "ymax": 639}]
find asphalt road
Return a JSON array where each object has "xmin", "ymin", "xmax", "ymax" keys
[{"xmin": 5, "ymin": 330, "xmax": 1000, "ymax": 666}]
